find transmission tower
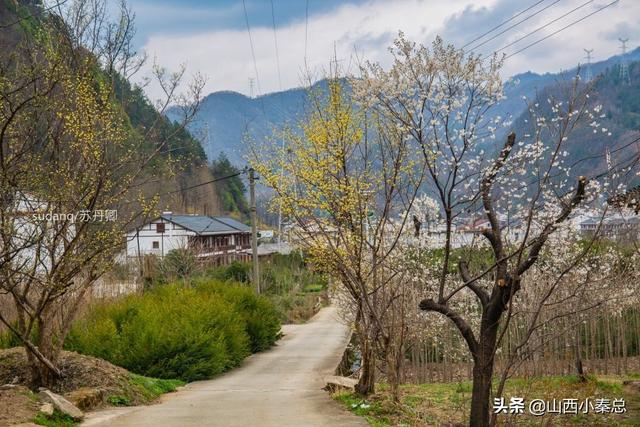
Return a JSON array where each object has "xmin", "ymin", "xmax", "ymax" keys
[
  {"xmin": 583, "ymin": 48, "xmax": 594, "ymax": 82},
  {"xmin": 248, "ymin": 77, "xmax": 255, "ymax": 98},
  {"xmin": 619, "ymin": 38, "xmax": 630, "ymax": 84}
]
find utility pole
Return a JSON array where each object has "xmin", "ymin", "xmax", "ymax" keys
[
  {"xmin": 249, "ymin": 167, "xmax": 260, "ymax": 293},
  {"xmin": 277, "ymin": 138, "xmax": 284, "ymax": 249},
  {"xmin": 203, "ymin": 121, "xmax": 212, "ymax": 160}
]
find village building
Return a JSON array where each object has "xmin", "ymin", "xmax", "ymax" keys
[
  {"xmin": 125, "ymin": 212, "xmax": 252, "ymax": 264},
  {"xmin": 579, "ymin": 213, "xmax": 640, "ymax": 243}
]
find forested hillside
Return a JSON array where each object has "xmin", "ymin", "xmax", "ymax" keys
[
  {"xmin": 508, "ymin": 59, "xmax": 640, "ymax": 182},
  {"xmin": 0, "ymin": 0, "xmax": 233, "ymax": 218},
  {"xmin": 174, "ymin": 50, "xmax": 640, "ymax": 171}
]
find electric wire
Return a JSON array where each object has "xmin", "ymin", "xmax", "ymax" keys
[
  {"xmin": 487, "ymin": 0, "xmax": 595, "ymax": 57},
  {"xmin": 462, "ymin": 0, "xmax": 547, "ymax": 49},
  {"xmin": 466, "ymin": 0, "xmax": 562, "ymax": 52},
  {"xmin": 503, "ymin": 0, "xmax": 620, "ymax": 61}
]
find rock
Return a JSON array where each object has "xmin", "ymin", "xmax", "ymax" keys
[
  {"xmin": 66, "ymin": 387, "xmax": 106, "ymax": 411},
  {"xmin": 38, "ymin": 389, "xmax": 84, "ymax": 420},
  {"xmin": 324, "ymin": 375, "xmax": 357, "ymax": 393},
  {"xmin": 39, "ymin": 403, "xmax": 54, "ymax": 416},
  {"xmin": 0, "ymin": 384, "xmax": 30, "ymax": 393},
  {"xmin": 0, "ymin": 383, "xmax": 19, "ymax": 390}
]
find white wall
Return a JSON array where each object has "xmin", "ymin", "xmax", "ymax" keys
[{"xmin": 126, "ymin": 218, "xmax": 195, "ymax": 258}]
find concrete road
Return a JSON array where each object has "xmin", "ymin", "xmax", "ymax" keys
[{"xmin": 83, "ymin": 306, "xmax": 366, "ymax": 427}]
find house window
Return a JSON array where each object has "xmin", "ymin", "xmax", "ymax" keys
[
  {"xmin": 152, "ymin": 241, "xmax": 160, "ymax": 249},
  {"xmin": 156, "ymin": 223, "xmax": 165, "ymax": 233}
]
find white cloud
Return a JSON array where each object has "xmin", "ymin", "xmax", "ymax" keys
[{"xmin": 136, "ymin": 0, "xmax": 639, "ymax": 101}]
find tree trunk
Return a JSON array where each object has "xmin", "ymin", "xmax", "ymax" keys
[
  {"xmin": 470, "ymin": 356, "xmax": 494, "ymax": 427},
  {"xmin": 470, "ymin": 324, "xmax": 498, "ymax": 427},
  {"xmin": 574, "ymin": 321, "xmax": 586, "ymax": 381},
  {"xmin": 356, "ymin": 336, "xmax": 375, "ymax": 395},
  {"xmin": 28, "ymin": 318, "xmax": 62, "ymax": 388}
]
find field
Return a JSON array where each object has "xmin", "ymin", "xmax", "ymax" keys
[{"xmin": 334, "ymin": 374, "xmax": 640, "ymax": 426}]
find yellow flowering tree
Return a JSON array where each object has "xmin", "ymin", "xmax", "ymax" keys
[
  {"xmin": 0, "ymin": 4, "xmax": 202, "ymax": 386},
  {"xmin": 253, "ymin": 80, "xmax": 423, "ymax": 395}
]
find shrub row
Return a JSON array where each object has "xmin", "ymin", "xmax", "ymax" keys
[{"xmin": 65, "ymin": 280, "xmax": 280, "ymax": 382}]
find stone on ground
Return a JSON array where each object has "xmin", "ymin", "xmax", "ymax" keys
[
  {"xmin": 66, "ymin": 387, "xmax": 106, "ymax": 410},
  {"xmin": 39, "ymin": 402, "xmax": 54, "ymax": 416},
  {"xmin": 324, "ymin": 375, "xmax": 357, "ymax": 392},
  {"xmin": 38, "ymin": 389, "xmax": 84, "ymax": 420}
]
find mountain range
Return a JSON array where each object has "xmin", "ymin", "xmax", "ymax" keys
[{"xmin": 168, "ymin": 47, "xmax": 640, "ymax": 169}]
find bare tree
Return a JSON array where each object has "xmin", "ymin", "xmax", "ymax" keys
[{"xmin": 0, "ymin": 1, "xmax": 204, "ymax": 386}]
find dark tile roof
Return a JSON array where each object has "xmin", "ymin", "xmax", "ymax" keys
[
  {"xmin": 160, "ymin": 214, "xmax": 250, "ymax": 235},
  {"xmin": 213, "ymin": 217, "xmax": 251, "ymax": 232}
]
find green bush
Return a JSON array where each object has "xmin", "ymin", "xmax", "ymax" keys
[
  {"xmin": 160, "ymin": 249, "xmax": 197, "ymax": 280},
  {"xmin": 191, "ymin": 279, "xmax": 282, "ymax": 352},
  {"xmin": 66, "ymin": 280, "xmax": 280, "ymax": 382}
]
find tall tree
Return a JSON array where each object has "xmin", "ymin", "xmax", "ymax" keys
[
  {"xmin": 353, "ymin": 34, "xmax": 633, "ymax": 426},
  {"xmin": 0, "ymin": 0, "xmax": 203, "ymax": 386},
  {"xmin": 253, "ymin": 80, "xmax": 424, "ymax": 395}
]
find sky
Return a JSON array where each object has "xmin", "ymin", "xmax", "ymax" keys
[{"xmin": 123, "ymin": 0, "xmax": 640, "ymax": 101}]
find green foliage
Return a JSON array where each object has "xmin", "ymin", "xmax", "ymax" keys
[
  {"xmin": 0, "ymin": 322, "xmax": 41, "ymax": 349},
  {"xmin": 106, "ymin": 395, "xmax": 130, "ymax": 406},
  {"xmin": 210, "ymin": 153, "xmax": 249, "ymax": 217},
  {"xmin": 261, "ymin": 252, "xmax": 328, "ymax": 295},
  {"xmin": 189, "ymin": 279, "xmax": 282, "ymax": 352},
  {"xmin": 112, "ymin": 73, "xmax": 206, "ymax": 163},
  {"xmin": 333, "ymin": 392, "xmax": 389, "ymax": 426},
  {"xmin": 204, "ymin": 252, "xmax": 329, "ymax": 323},
  {"xmin": 33, "ymin": 410, "xmax": 78, "ymax": 427},
  {"xmin": 205, "ymin": 261, "xmax": 251, "ymax": 283},
  {"xmin": 66, "ymin": 280, "xmax": 280, "ymax": 382},
  {"xmin": 127, "ymin": 373, "xmax": 184, "ymax": 401},
  {"xmin": 334, "ymin": 375, "xmax": 639, "ymax": 426},
  {"xmin": 160, "ymin": 249, "xmax": 197, "ymax": 280}
]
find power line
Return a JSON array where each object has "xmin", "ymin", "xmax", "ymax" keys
[
  {"xmin": 304, "ymin": 0, "xmax": 310, "ymax": 66},
  {"xmin": 466, "ymin": 0, "xmax": 562, "ymax": 52},
  {"xmin": 486, "ymin": 0, "xmax": 595, "ymax": 57},
  {"xmin": 242, "ymin": 0, "xmax": 262, "ymax": 97},
  {"xmin": 159, "ymin": 170, "xmax": 246, "ymax": 198},
  {"xmin": 462, "ymin": 0, "xmax": 547, "ymax": 50},
  {"xmin": 270, "ymin": 0, "xmax": 283, "ymax": 92},
  {"xmin": 503, "ymin": 0, "xmax": 620, "ymax": 61},
  {"xmin": 270, "ymin": 0, "xmax": 286, "ymax": 247}
]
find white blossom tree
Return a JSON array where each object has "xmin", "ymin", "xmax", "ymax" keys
[{"xmin": 353, "ymin": 34, "xmax": 633, "ymax": 426}]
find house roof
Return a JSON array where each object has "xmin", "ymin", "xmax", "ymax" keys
[
  {"xmin": 160, "ymin": 214, "xmax": 250, "ymax": 235},
  {"xmin": 580, "ymin": 215, "xmax": 640, "ymax": 227}
]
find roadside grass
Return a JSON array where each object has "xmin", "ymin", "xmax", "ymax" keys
[
  {"xmin": 33, "ymin": 409, "xmax": 78, "ymax": 427},
  {"xmin": 128, "ymin": 373, "xmax": 185, "ymax": 402},
  {"xmin": 333, "ymin": 374, "xmax": 640, "ymax": 426},
  {"xmin": 32, "ymin": 374, "xmax": 184, "ymax": 426},
  {"xmin": 107, "ymin": 373, "xmax": 185, "ymax": 407}
]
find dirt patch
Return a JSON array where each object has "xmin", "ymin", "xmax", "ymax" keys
[
  {"xmin": 0, "ymin": 386, "xmax": 40, "ymax": 426},
  {"xmin": 0, "ymin": 347, "xmax": 131, "ymax": 395},
  {"xmin": 0, "ymin": 347, "xmax": 175, "ymax": 408}
]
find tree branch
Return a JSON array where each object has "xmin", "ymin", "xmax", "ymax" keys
[
  {"xmin": 459, "ymin": 260, "xmax": 489, "ymax": 307},
  {"xmin": 419, "ymin": 298, "xmax": 479, "ymax": 357},
  {"xmin": 517, "ymin": 176, "xmax": 588, "ymax": 275}
]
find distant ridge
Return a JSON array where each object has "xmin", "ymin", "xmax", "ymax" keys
[{"xmin": 168, "ymin": 47, "xmax": 640, "ymax": 167}]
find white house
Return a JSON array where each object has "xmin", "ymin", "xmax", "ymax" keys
[{"xmin": 126, "ymin": 213, "xmax": 251, "ymax": 263}]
